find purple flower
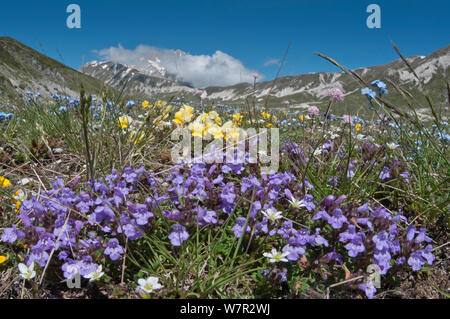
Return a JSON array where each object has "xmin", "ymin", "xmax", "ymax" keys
[
  {"xmin": 400, "ymin": 171, "xmax": 410, "ymax": 183},
  {"xmin": 339, "ymin": 225, "xmax": 362, "ymax": 242},
  {"xmin": 129, "ymin": 203, "xmax": 154, "ymax": 226},
  {"xmin": 406, "ymin": 226, "xmax": 416, "ymax": 241},
  {"xmin": 122, "ymin": 167, "xmax": 139, "ymax": 183},
  {"xmin": 320, "ymin": 251, "xmax": 342, "ymax": 264},
  {"xmin": 359, "ymin": 281, "xmax": 377, "ymax": 299},
  {"xmin": 240, "ymin": 174, "xmax": 261, "ymax": 193},
  {"xmin": 1, "ymin": 225, "xmax": 25, "ymax": 243},
  {"xmin": 345, "ymin": 238, "xmax": 366, "ymax": 257},
  {"xmin": 168, "ymin": 224, "xmax": 189, "ymax": 246},
  {"xmin": 282, "ymin": 244, "xmax": 305, "ymax": 262},
  {"xmin": 313, "ymin": 228, "xmax": 329, "ymax": 247},
  {"xmin": 374, "ymin": 248, "xmax": 391, "ymax": 274},
  {"xmin": 232, "ymin": 217, "xmax": 251, "ymax": 238},
  {"xmin": 408, "ymin": 251, "xmax": 426, "ymax": 271},
  {"xmin": 197, "ymin": 207, "xmax": 218, "ymax": 226},
  {"xmin": 328, "ymin": 88, "xmax": 344, "ymax": 103},
  {"xmin": 420, "ymin": 245, "xmax": 435, "ymax": 265},
  {"xmin": 415, "ymin": 228, "xmax": 432, "ymax": 243},
  {"xmin": 379, "ymin": 167, "xmax": 391, "ymax": 180},
  {"xmin": 328, "ymin": 208, "xmax": 348, "ymax": 229},
  {"xmin": 104, "ymin": 238, "xmax": 124, "ymax": 261},
  {"xmin": 397, "ymin": 256, "xmax": 406, "ymax": 265},
  {"xmin": 62, "ymin": 261, "xmax": 80, "ymax": 279},
  {"xmin": 327, "ymin": 176, "xmax": 338, "ymax": 187},
  {"xmin": 308, "ymin": 105, "xmax": 320, "ymax": 116},
  {"xmin": 313, "ymin": 210, "xmax": 330, "ymax": 222},
  {"xmin": 372, "ymin": 231, "xmax": 390, "ymax": 251},
  {"xmin": 220, "ymin": 182, "xmax": 236, "ymax": 205}
]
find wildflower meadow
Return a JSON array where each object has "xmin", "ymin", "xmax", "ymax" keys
[{"xmin": 0, "ymin": 45, "xmax": 448, "ymax": 300}]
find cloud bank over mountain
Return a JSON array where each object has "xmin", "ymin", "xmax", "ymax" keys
[{"xmin": 96, "ymin": 44, "xmax": 261, "ymax": 88}]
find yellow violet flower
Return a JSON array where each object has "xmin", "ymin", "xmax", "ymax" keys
[
  {"xmin": 130, "ymin": 130, "xmax": 145, "ymax": 145},
  {"xmin": 233, "ymin": 113, "xmax": 243, "ymax": 126},
  {"xmin": 173, "ymin": 105, "xmax": 194, "ymax": 125},
  {"xmin": 0, "ymin": 256, "xmax": 6, "ymax": 264},
  {"xmin": 0, "ymin": 177, "xmax": 11, "ymax": 188},
  {"xmin": 142, "ymin": 100, "xmax": 149, "ymax": 108},
  {"xmin": 118, "ymin": 115, "xmax": 132, "ymax": 129},
  {"xmin": 190, "ymin": 122, "xmax": 204, "ymax": 137},
  {"xmin": 261, "ymin": 112, "xmax": 271, "ymax": 120},
  {"xmin": 208, "ymin": 125, "xmax": 224, "ymax": 139},
  {"xmin": 355, "ymin": 124, "xmax": 362, "ymax": 131}
]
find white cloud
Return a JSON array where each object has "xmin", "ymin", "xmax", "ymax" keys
[
  {"xmin": 95, "ymin": 44, "xmax": 262, "ymax": 88},
  {"xmin": 264, "ymin": 58, "xmax": 280, "ymax": 67}
]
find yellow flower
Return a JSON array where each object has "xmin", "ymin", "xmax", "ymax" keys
[
  {"xmin": 173, "ymin": 105, "xmax": 194, "ymax": 125},
  {"xmin": 208, "ymin": 111, "xmax": 222, "ymax": 125},
  {"xmin": 118, "ymin": 115, "xmax": 132, "ymax": 129},
  {"xmin": 233, "ymin": 113, "xmax": 243, "ymax": 126},
  {"xmin": 355, "ymin": 124, "xmax": 362, "ymax": 131},
  {"xmin": 163, "ymin": 105, "xmax": 173, "ymax": 114},
  {"xmin": 261, "ymin": 112, "xmax": 271, "ymax": 120},
  {"xmin": 208, "ymin": 125, "xmax": 224, "ymax": 139},
  {"xmin": 190, "ymin": 122, "xmax": 204, "ymax": 137},
  {"xmin": 266, "ymin": 123, "xmax": 273, "ymax": 128},
  {"xmin": 142, "ymin": 100, "xmax": 149, "ymax": 108},
  {"xmin": 299, "ymin": 115, "xmax": 304, "ymax": 122},
  {"xmin": 12, "ymin": 189, "xmax": 26, "ymax": 214},
  {"xmin": 130, "ymin": 130, "xmax": 145, "ymax": 145},
  {"xmin": 0, "ymin": 177, "xmax": 11, "ymax": 188},
  {"xmin": 0, "ymin": 256, "xmax": 6, "ymax": 264}
]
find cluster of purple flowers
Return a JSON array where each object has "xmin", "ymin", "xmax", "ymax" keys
[{"xmin": 1, "ymin": 143, "xmax": 434, "ymax": 299}]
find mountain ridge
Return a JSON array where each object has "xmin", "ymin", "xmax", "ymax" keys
[
  {"xmin": 0, "ymin": 37, "xmax": 115, "ymax": 104},
  {"xmin": 81, "ymin": 44, "xmax": 449, "ymax": 111},
  {"xmin": 0, "ymin": 36, "xmax": 448, "ymax": 113}
]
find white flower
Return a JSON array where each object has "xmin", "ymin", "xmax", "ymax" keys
[
  {"xmin": 330, "ymin": 133, "xmax": 339, "ymax": 139},
  {"xmin": 288, "ymin": 197, "xmax": 306, "ymax": 209},
  {"xmin": 261, "ymin": 208, "xmax": 283, "ymax": 222},
  {"xmin": 13, "ymin": 189, "xmax": 27, "ymax": 202},
  {"xmin": 356, "ymin": 134, "xmax": 366, "ymax": 141},
  {"xmin": 18, "ymin": 263, "xmax": 36, "ymax": 280},
  {"xmin": 263, "ymin": 248, "xmax": 289, "ymax": 263},
  {"xmin": 386, "ymin": 142, "xmax": 399, "ymax": 150},
  {"xmin": 138, "ymin": 276, "xmax": 163, "ymax": 294},
  {"xmin": 313, "ymin": 148, "xmax": 323, "ymax": 156},
  {"xmin": 84, "ymin": 265, "xmax": 105, "ymax": 282}
]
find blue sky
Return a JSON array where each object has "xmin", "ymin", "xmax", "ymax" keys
[{"xmin": 1, "ymin": 0, "xmax": 449, "ymax": 86}]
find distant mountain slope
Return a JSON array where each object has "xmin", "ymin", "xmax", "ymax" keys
[
  {"xmin": 82, "ymin": 44, "xmax": 450, "ymax": 112},
  {"xmin": 0, "ymin": 36, "xmax": 448, "ymax": 113},
  {"xmin": 0, "ymin": 37, "xmax": 112, "ymax": 104},
  {"xmin": 80, "ymin": 61, "xmax": 195, "ymax": 98},
  {"xmin": 201, "ymin": 45, "xmax": 449, "ymax": 110}
]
